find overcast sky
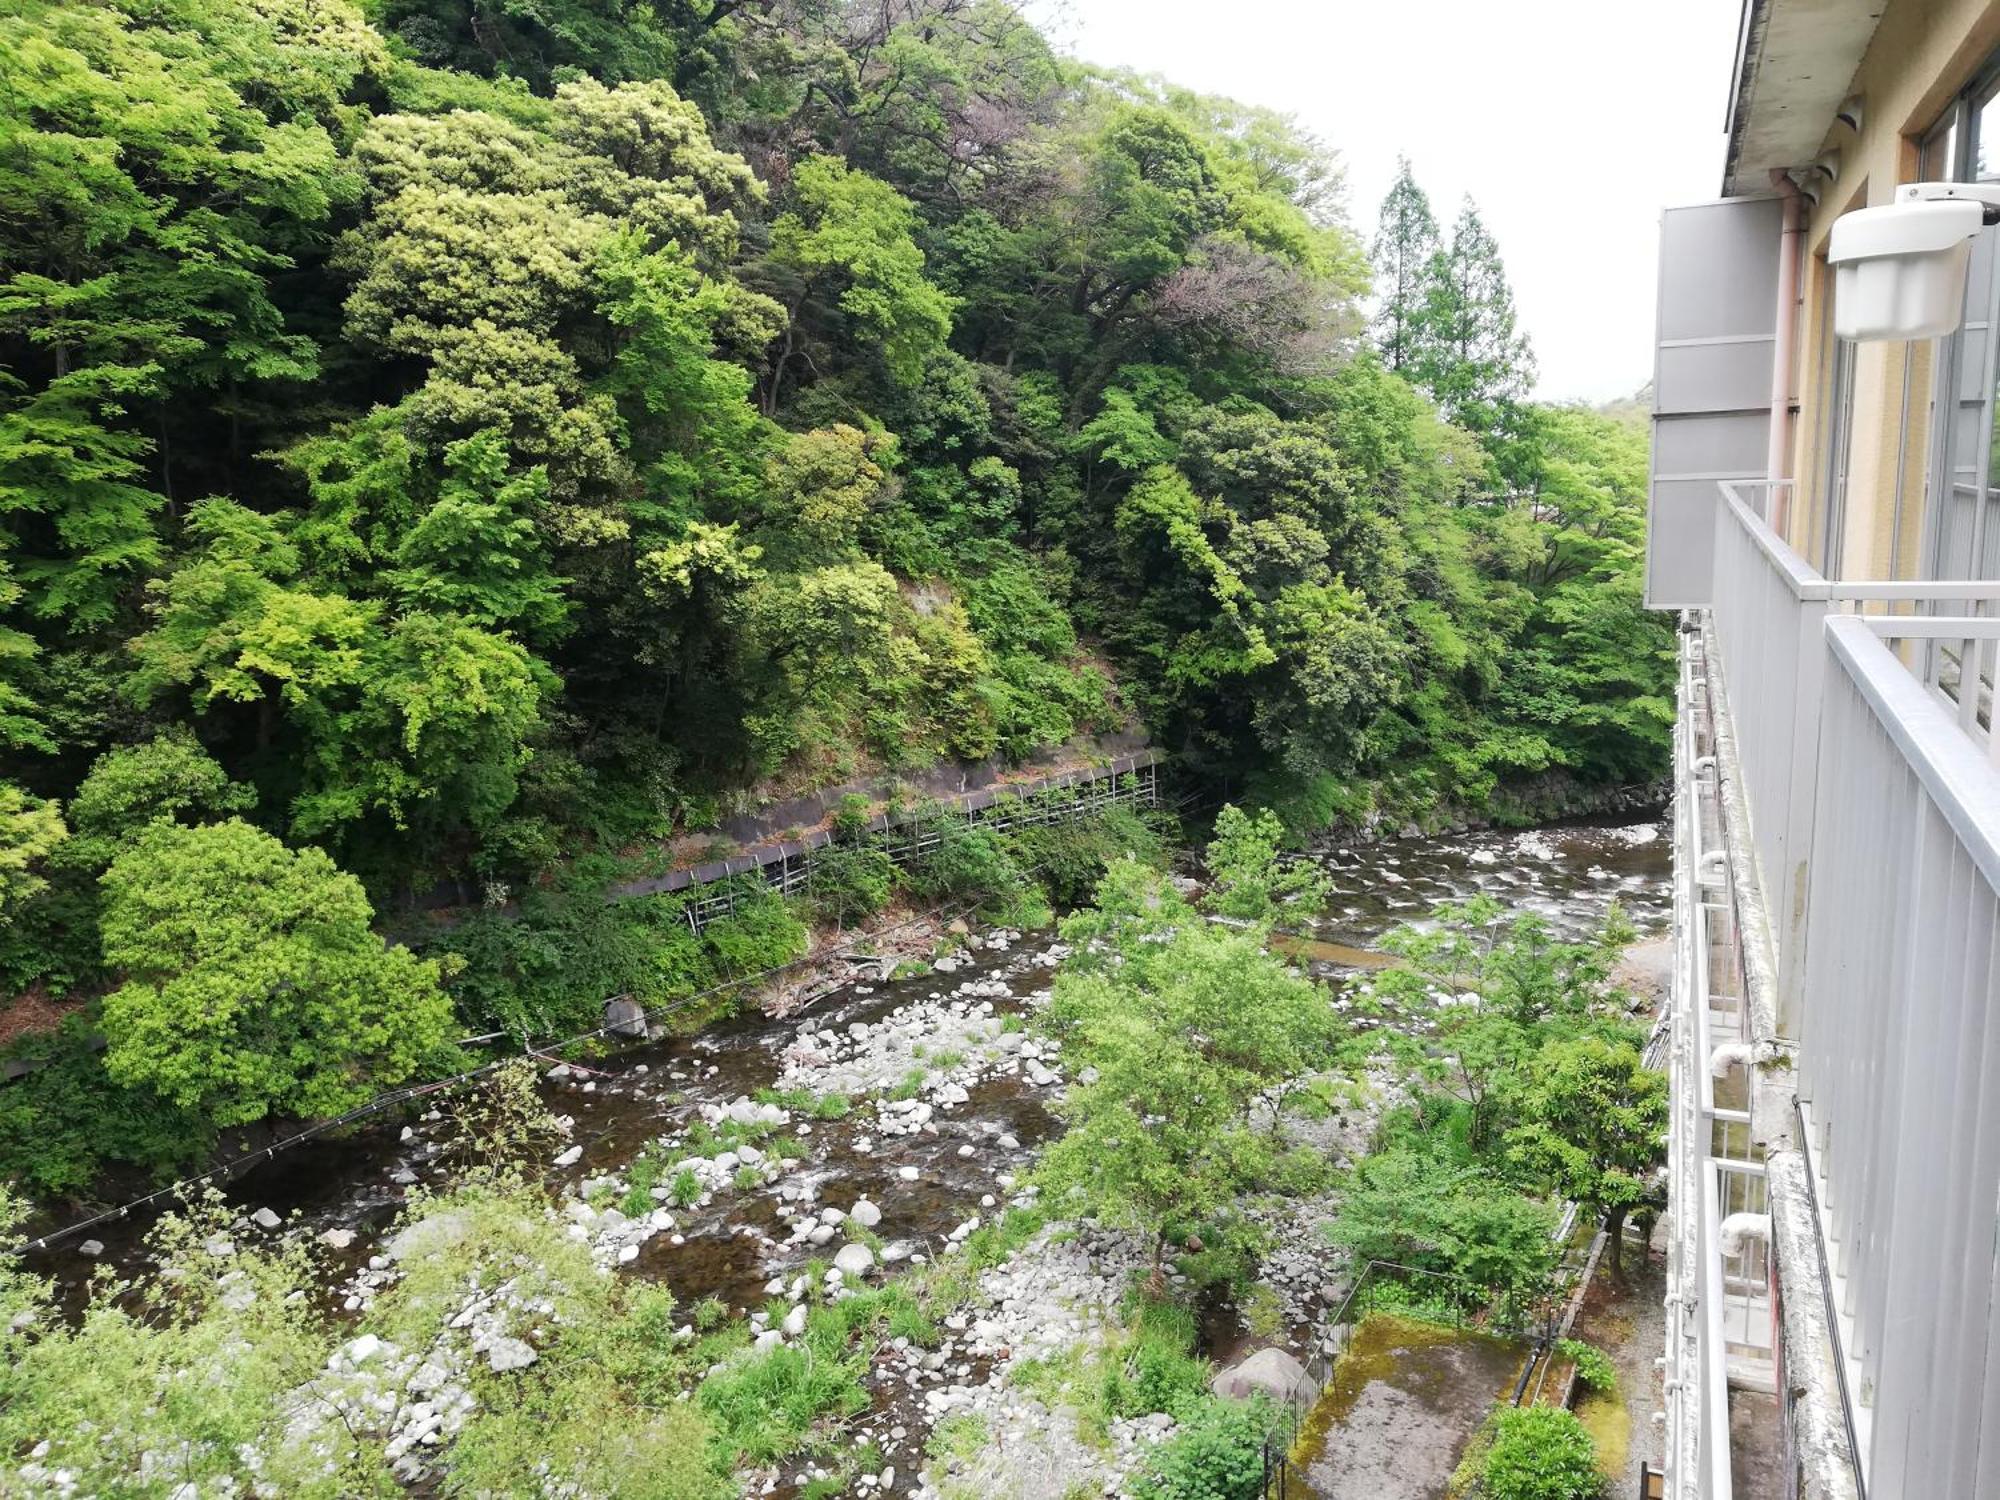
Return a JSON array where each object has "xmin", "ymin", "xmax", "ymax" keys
[{"xmin": 1039, "ymin": 0, "xmax": 1745, "ymax": 404}]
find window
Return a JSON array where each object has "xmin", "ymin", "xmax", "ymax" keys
[{"xmin": 1922, "ymin": 67, "xmax": 2000, "ymax": 582}]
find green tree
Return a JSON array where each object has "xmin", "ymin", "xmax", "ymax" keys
[
  {"xmin": 1371, "ymin": 157, "xmax": 1441, "ymax": 373},
  {"xmin": 1413, "ymin": 200, "xmax": 1535, "ymax": 462},
  {"xmin": 60, "ymin": 728, "xmax": 256, "ymax": 872},
  {"xmin": 1201, "ymin": 803, "xmax": 1329, "ymax": 922},
  {"xmin": 763, "ymin": 424, "xmax": 896, "ymax": 553},
  {"xmin": 1507, "ymin": 1036, "xmax": 1667, "ymax": 1280},
  {"xmin": 1037, "ymin": 859, "xmax": 1337, "ymax": 1276},
  {"xmin": 98, "ymin": 819, "xmax": 454, "ymax": 1125},
  {"xmin": 384, "ymin": 430, "xmax": 570, "ymax": 643},
  {"xmin": 0, "ymin": 784, "xmax": 65, "ymax": 920},
  {"xmin": 762, "ymin": 156, "xmax": 953, "ymax": 403}
]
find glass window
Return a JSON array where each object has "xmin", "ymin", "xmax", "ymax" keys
[{"xmin": 1925, "ymin": 73, "xmax": 2000, "ymax": 583}]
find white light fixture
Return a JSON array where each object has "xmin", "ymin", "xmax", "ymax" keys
[{"xmin": 1827, "ymin": 181, "xmax": 2000, "ymax": 340}]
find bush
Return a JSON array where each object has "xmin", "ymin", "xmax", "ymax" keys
[
  {"xmin": 1130, "ymin": 1397, "xmax": 1272, "ymax": 1500},
  {"xmin": 701, "ymin": 888, "xmax": 809, "ymax": 976},
  {"xmin": 0, "ymin": 1015, "xmax": 212, "ymax": 1193},
  {"xmin": 1557, "ymin": 1338, "xmax": 1617, "ymax": 1395},
  {"xmin": 807, "ymin": 844, "xmax": 896, "ymax": 926},
  {"xmin": 1478, "ymin": 1406, "xmax": 1606, "ymax": 1500},
  {"xmin": 1328, "ymin": 1144, "xmax": 1559, "ymax": 1314},
  {"xmin": 903, "ymin": 817, "xmax": 1022, "ymax": 904},
  {"xmin": 1102, "ymin": 1298, "xmax": 1210, "ymax": 1419}
]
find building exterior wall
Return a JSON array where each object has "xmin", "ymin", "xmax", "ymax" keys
[{"xmin": 1782, "ymin": 0, "xmax": 2000, "ymax": 576}]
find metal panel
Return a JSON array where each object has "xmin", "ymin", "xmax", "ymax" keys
[
  {"xmin": 1649, "ymin": 198, "xmax": 1783, "ymax": 608},
  {"xmin": 1800, "ymin": 617, "xmax": 2000, "ymax": 1497},
  {"xmin": 1658, "ymin": 340, "xmax": 1779, "ymax": 414}
]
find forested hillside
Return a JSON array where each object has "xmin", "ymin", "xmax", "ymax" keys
[{"xmin": 0, "ymin": 0, "xmax": 1670, "ymax": 1187}]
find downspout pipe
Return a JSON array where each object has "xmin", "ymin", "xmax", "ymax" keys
[{"xmin": 1768, "ymin": 169, "xmax": 1805, "ymax": 536}]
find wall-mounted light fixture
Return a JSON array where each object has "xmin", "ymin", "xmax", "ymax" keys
[{"xmin": 1827, "ymin": 181, "xmax": 2000, "ymax": 339}]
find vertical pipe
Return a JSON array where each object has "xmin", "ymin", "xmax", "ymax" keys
[{"xmin": 1770, "ymin": 171, "xmax": 1806, "ymax": 536}]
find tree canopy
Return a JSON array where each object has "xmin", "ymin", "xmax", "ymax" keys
[{"xmin": 0, "ymin": 0, "xmax": 1669, "ymax": 1185}]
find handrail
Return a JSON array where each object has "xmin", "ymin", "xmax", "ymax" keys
[
  {"xmin": 1824, "ymin": 616, "xmax": 2000, "ymax": 893},
  {"xmin": 1718, "ymin": 481, "xmax": 1830, "ymax": 601},
  {"xmin": 1717, "ymin": 481, "xmax": 2000, "ymax": 604}
]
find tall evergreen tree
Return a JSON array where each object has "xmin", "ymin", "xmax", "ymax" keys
[
  {"xmin": 1370, "ymin": 157, "xmax": 1441, "ymax": 372},
  {"xmin": 1414, "ymin": 199, "xmax": 1536, "ymax": 452}
]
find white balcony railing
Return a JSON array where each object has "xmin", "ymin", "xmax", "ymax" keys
[
  {"xmin": 1709, "ymin": 481, "xmax": 2000, "ymax": 1033},
  {"xmin": 1701, "ymin": 482, "xmax": 2000, "ymax": 1497}
]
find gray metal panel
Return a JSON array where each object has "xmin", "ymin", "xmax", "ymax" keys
[
  {"xmin": 1648, "ymin": 197, "xmax": 1783, "ymax": 608},
  {"xmin": 1653, "ymin": 411, "xmax": 1771, "ymax": 475},
  {"xmin": 1656, "ymin": 200, "xmax": 1783, "ymax": 350},
  {"xmin": 1649, "ymin": 475, "xmax": 1728, "ymax": 606},
  {"xmin": 1658, "ymin": 340, "xmax": 1777, "ymax": 414}
]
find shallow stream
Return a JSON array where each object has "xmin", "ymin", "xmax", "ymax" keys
[{"xmin": 21, "ymin": 809, "xmax": 1672, "ymax": 1494}]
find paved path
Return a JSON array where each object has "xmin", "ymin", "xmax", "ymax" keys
[{"xmin": 1293, "ymin": 1314, "xmax": 1527, "ymax": 1500}]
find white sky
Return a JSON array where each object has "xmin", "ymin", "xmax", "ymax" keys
[{"xmin": 1041, "ymin": 0, "xmax": 1745, "ymax": 403}]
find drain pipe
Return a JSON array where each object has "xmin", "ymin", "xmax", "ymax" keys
[
  {"xmin": 1720, "ymin": 1212, "xmax": 1773, "ymax": 1259},
  {"xmin": 1768, "ymin": 169, "xmax": 1805, "ymax": 536}
]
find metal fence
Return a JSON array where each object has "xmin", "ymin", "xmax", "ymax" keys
[
  {"xmin": 1697, "ymin": 482, "xmax": 2000, "ymax": 1496},
  {"xmin": 1666, "ymin": 630, "xmax": 1743, "ymax": 1500},
  {"xmin": 641, "ymin": 755, "xmax": 1163, "ymax": 932},
  {"xmin": 1709, "ymin": 481, "xmax": 2000, "ymax": 1032},
  {"xmin": 1792, "ymin": 615, "xmax": 2000, "ymax": 1498}
]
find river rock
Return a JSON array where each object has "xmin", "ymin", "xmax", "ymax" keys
[
  {"xmin": 782, "ymin": 1304, "xmax": 808, "ymax": 1337},
  {"xmin": 77, "ymin": 1240, "xmax": 103, "ymax": 1258},
  {"xmin": 605, "ymin": 996, "xmax": 647, "ymax": 1038},
  {"xmin": 346, "ymin": 1334, "xmax": 383, "ymax": 1365},
  {"xmin": 488, "ymin": 1337, "xmax": 537, "ymax": 1372},
  {"xmin": 251, "ymin": 1207, "xmax": 282, "ymax": 1230},
  {"xmin": 1210, "ymin": 1347, "xmax": 1316, "ymax": 1411},
  {"xmin": 321, "ymin": 1228, "xmax": 356, "ymax": 1250},
  {"xmin": 833, "ymin": 1243, "xmax": 875, "ymax": 1276},
  {"xmin": 850, "ymin": 1199, "xmax": 882, "ymax": 1228},
  {"xmin": 552, "ymin": 1144, "xmax": 582, "ymax": 1168}
]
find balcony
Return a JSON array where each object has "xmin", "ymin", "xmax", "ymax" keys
[{"xmin": 1679, "ymin": 479, "xmax": 2000, "ymax": 1498}]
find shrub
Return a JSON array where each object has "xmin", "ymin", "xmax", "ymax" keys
[
  {"xmin": 1479, "ymin": 1406, "xmax": 1606, "ymax": 1500},
  {"xmin": 1130, "ymin": 1397, "xmax": 1272, "ymax": 1500},
  {"xmin": 702, "ymin": 888, "xmax": 809, "ymax": 975},
  {"xmin": 807, "ymin": 844, "xmax": 896, "ymax": 926},
  {"xmin": 1557, "ymin": 1338, "xmax": 1617, "ymax": 1395},
  {"xmin": 1103, "ymin": 1298, "xmax": 1210, "ymax": 1419}
]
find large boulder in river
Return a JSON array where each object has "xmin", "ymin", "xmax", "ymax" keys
[
  {"xmin": 833, "ymin": 1242, "xmax": 875, "ymax": 1276},
  {"xmin": 605, "ymin": 996, "xmax": 648, "ymax": 1039},
  {"xmin": 1211, "ymin": 1347, "xmax": 1317, "ymax": 1411}
]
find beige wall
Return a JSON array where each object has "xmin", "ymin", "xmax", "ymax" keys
[{"xmin": 1784, "ymin": 0, "xmax": 2000, "ymax": 577}]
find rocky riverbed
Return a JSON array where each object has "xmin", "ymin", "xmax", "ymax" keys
[{"xmin": 23, "ymin": 811, "xmax": 1671, "ymax": 1498}]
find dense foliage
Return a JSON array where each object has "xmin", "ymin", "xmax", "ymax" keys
[
  {"xmin": 0, "ymin": 0, "xmax": 1667, "ymax": 1191},
  {"xmin": 1330, "ymin": 898, "xmax": 1666, "ymax": 1307},
  {"xmin": 1036, "ymin": 815, "xmax": 1340, "ymax": 1276},
  {"xmin": 1473, "ymin": 1406, "xmax": 1609, "ymax": 1500}
]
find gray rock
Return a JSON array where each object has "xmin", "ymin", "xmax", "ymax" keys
[
  {"xmin": 487, "ymin": 1337, "xmax": 537, "ymax": 1372},
  {"xmin": 605, "ymin": 996, "xmax": 648, "ymax": 1038},
  {"xmin": 1210, "ymin": 1346, "xmax": 1316, "ymax": 1411},
  {"xmin": 77, "ymin": 1239, "xmax": 104, "ymax": 1258},
  {"xmin": 833, "ymin": 1242, "xmax": 876, "ymax": 1276},
  {"xmin": 551, "ymin": 1144, "xmax": 583, "ymax": 1168},
  {"xmin": 250, "ymin": 1207, "xmax": 282, "ymax": 1230},
  {"xmin": 850, "ymin": 1199, "xmax": 882, "ymax": 1228}
]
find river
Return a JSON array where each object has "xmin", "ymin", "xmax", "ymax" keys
[{"xmin": 20, "ymin": 809, "xmax": 1671, "ymax": 1495}]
